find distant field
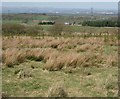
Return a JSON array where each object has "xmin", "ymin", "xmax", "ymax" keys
[
  {"xmin": 2, "ymin": 13, "xmax": 117, "ymax": 25},
  {"xmin": 41, "ymin": 25, "xmax": 118, "ymax": 33},
  {"xmin": 2, "ymin": 22, "xmax": 118, "ymax": 37}
]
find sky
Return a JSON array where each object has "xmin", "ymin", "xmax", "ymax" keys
[
  {"xmin": 2, "ymin": 2, "xmax": 118, "ymax": 10},
  {"xmin": 2, "ymin": 0, "xmax": 120, "ymax": 2}
]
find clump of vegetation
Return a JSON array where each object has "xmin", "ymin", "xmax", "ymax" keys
[
  {"xmin": 47, "ymin": 82, "xmax": 68, "ymax": 97},
  {"xmin": 2, "ymin": 36, "xmax": 118, "ymax": 70},
  {"xmin": 76, "ymin": 44, "xmax": 90, "ymax": 52},
  {"xmin": 2, "ymin": 23, "xmax": 44, "ymax": 36},
  {"xmin": 16, "ymin": 69, "xmax": 33, "ymax": 79},
  {"xmin": 43, "ymin": 51, "xmax": 105, "ymax": 71},
  {"xmin": 105, "ymin": 55, "xmax": 118, "ymax": 67},
  {"xmin": 82, "ymin": 20, "xmax": 118, "ymax": 27},
  {"xmin": 26, "ymin": 50, "xmax": 45, "ymax": 61},
  {"xmin": 24, "ymin": 25, "xmax": 44, "ymax": 36},
  {"xmin": 2, "ymin": 23, "xmax": 26, "ymax": 36},
  {"xmin": 38, "ymin": 21, "xmax": 55, "ymax": 25},
  {"xmin": 62, "ymin": 25, "xmax": 75, "ymax": 36},
  {"xmin": 44, "ymin": 57, "xmax": 64, "ymax": 71},
  {"xmin": 49, "ymin": 24, "xmax": 64, "ymax": 36},
  {"xmin": 2, "ymin": 48, "xmax": 25, "ymax": 67}
]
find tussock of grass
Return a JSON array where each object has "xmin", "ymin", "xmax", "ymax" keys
[
  {"xmin": 104, "ymin": 55, "xmax": 118, "ymax": 67},
  {"xmin": 3, "ymin": 37, "xmax": 117, "ymax": 70},
  {"xmin": 2, "ymin": 48, "xmax": 26, "ymax": 67},
  {"xmin": 16, "ymin": 69, "xmax": 33, "ymax": 79},
  {"xmin": 47, "ymin": 82, "xmax": 68, "ymax": 97},
  {"xmin": 43, "ymin": 52, "xmax": 105, "ymax": 71},
  {"xmin": 3, "ymin": 36, "xmax": 116, "ymax": 49},
  {"xmin": 76, "ymin": 44, "xmax": 90, "ymax": 52}
]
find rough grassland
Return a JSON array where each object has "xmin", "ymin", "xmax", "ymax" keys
[{"xmin": 2, "ymin": 36, "xmax": 118, "ymax": 97}]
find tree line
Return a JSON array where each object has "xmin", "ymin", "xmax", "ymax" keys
[
  {"xmin": 82, "ymin": 20, "xmax": 118, "ymax": 27},
  {"xmin": 38, "ymin": 21, "xmax": 55, "ymax": 25}
]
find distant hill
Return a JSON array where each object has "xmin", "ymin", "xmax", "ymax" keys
[{"xmin": 2, "ymin": 7, "xmax": 117, "ymax": 15}]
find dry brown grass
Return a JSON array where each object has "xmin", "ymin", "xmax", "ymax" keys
[
  {"xmin": 2, "ymin": 47, "xmax": 103, "ymax": 69},
  {"xmin": 76, "ymin": 44, "xmax": 91, "ymax": 52},
  {"xmin": 2, "ymin": 36, "xmax": 118, "ymax": 70},
  {"xmin": 3, "ymin": 36, "xmax": 109, "ymax": 49},
  {"xmin": 44, "ymin": 52, "xmax": 106, "ymax": 71},
  {"xmin": 104, "ymin": 55, "xmax": 118, "ymax": 67},
  {"xmin": 2, "ymin": 48, "xmax": 58, "ymax": 67},
  {"xmin": 2, "ymin": 48, "xmax": 26, "ymax": 67},
  {"xmin": 2, "ymin": 35, "xmax": 118, "ymax": 97}
]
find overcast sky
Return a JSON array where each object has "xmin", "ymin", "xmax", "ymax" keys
[
  {"xmin": 2, "ymin": 2, "xmax": 118, "ymax": 10},
  {"xmin": 2, "ymin": 0, "xmax": 119, "ymax": 2}
]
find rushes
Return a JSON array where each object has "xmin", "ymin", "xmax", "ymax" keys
[
  {"xmin": 44, "ymin": 52, "xmax": 105, "ymax": 71},
  {"xmin": 2, "ymin": 36, "xmax": 118, "ymax": 70},
  {"xmin": 2, "ymin": 48, "xmax": 104, "ymax": 69},
  {"xmin": 3, "ymin": 49, "xmax": 25, "ymax": 67}
]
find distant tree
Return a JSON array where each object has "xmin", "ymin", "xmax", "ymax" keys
[
  {"xmin": 82, "ymin": 20, "xmax": 118, "ymax": 27},
  {"xmin": 38, "ymin": 21, "xmax": 55, "ymax": 25}
]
